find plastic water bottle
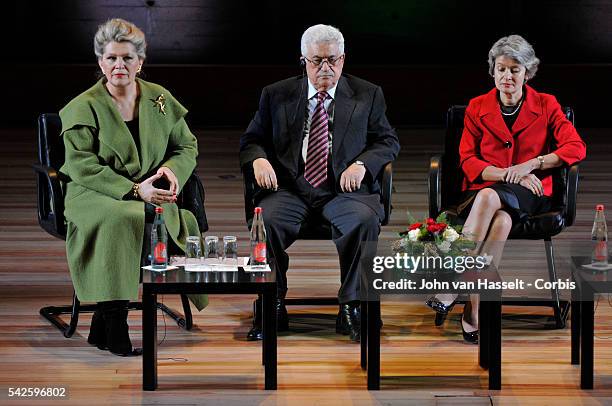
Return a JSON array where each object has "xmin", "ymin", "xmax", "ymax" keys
[
  {"xmin": 249, "ymin": 207, "xmax": 267, "ymax": 269},
  {"xmin": 591, "ymin": 204, "xmax": 609, "ymax": 267},
  {"xmin": 151, "ymin": 207, "xmax": 168, "ymax": 269}
]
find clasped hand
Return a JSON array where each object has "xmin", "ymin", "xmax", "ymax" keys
[
  {"xmin": 137, "ymin": 167, "xmax": 178, "ymax": 204},
  {"xmin": 504, "ymin": 160, "xmax": 536, "ymax": 184},
  {"xmin": 518, "ymin": 174, "xmax": 544, "ymax": 196}
]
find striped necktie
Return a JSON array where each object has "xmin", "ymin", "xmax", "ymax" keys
[{"xmin": 304, "ymin": 91, "xmax": 330, "ymax": 188}]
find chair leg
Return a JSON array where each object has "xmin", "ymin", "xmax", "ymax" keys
[
  {"xmin": 545, "ymin": 238, "xmax": 568, "ymax": 329},
  {"xmin": 156, "ymin": 295, "xmax": 193, "ymax": 331},
  {"xmin": 39, "ymin": 290, "xmax": 96, "ymax": 338}
]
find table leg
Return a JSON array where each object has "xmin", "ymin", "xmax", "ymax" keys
[
  {"xmin": 488, "ymin": 295, "xmax": 502, "ymax": 390},
  {"xmin": 263, "ymin": 290, "xmax": 277, "ymax": 390},
  {"xmin": 367, "ymin": 300, "xmax": 380, "ymax": 390},
  {"xmin": 143, "ymin": 288, "xmax": 158, "ymax": 391},
  {"xmin": 479, "ymin": 296, "xmax": 490, "ymax": 370},
  {"xmin": 571, "ymin": 274, "xmax": 580, "ymax": 365},
  {"xmin": 361, "ymin": 300, "xmax": 367, "ymax": 370},
  {"xmin": 580, "ymin": 288, "xmax": 594, "ymax": 389}
]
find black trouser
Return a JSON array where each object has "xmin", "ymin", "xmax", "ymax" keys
[{"xmin": 257, "ymin": 175, "xmax": 380, "ymax": 304}]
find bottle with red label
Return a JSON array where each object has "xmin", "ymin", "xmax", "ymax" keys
[
  {"xmin": 249, "ymin": 207, "xmax": 267, "ymax": 269},
  {"xmin": 150, "ymin": 206, "xmax": 168, "ymax": 269},
  {"xmin": 591, "ymin": 204, "xmax": 609, "ymax": 267}
]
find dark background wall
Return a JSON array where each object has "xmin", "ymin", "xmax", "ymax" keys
[{"xmin": 2, "ymin": 0, "xmax": 612, "ymax": 127}]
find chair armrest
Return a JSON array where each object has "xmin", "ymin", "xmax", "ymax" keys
[
  {"xmin": 428, "ymin": 155, "xmax": 442, "ymax": 218},
  {"xmin": 564, "ymin": 163, "xmax": 580, "ymax": 228},
  {"xmin": 241, "ymin": 164, "xmax": 257, "ymax": 227},
  {"xmin": 380, "ymin": 162, "xmax": 393, "ymax": 226},
  {"xmin": 33, "ymin": 163, "xmax": 66, "ymax": 239}
]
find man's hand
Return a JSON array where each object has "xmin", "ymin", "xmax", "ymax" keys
[
  {"xmin": 340, "ymin": 163, "xmax": 366, "ymax": 192},
  {"xmin": 518, "ymin": 174, "xmax": 544, "ymax": 196},
  {"xmin": 253, "ymin": 158, "xmax": 278, "ymax": 190},
  {"xmin": 138, "ymin": 173, "xmax": 177, "ymax": 204},
  {"xmin": 157, "ymin": 166, "xmax": 179, "ymax": 194},
  {"xmin": 505, "ymin": 159, "xmax": 537, "ymax": 184}
]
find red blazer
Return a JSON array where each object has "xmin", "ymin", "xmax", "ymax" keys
[{"xmin": 459, "ymin": 85, "xmax": 586, "ymax": 196}]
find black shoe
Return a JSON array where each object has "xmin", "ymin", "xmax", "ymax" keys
[
  {"xmin": 425, "ymin": 297, "xmax": 456, "ymax": 326},
  {"xmin": 461, "ymin": 318, "xmax": 478, "ymax": 345},
  {"xmin": 246, "ymin": 297, "xmax": 289, "ymax": 341},
  {"xmin": 101, "ymin": 301, "xmax": 142, "ymax": 357},
  {"xmin": 336, "ymin": 301, "xmax": 360, "ymax": 343},
  {"xmin": 87, "ymin": 307, "xmax": 107, "ymax": 350}
]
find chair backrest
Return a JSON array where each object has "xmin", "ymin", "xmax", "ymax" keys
[
  {"xmin": 37, "ymin": 113, "xmax": 65, "ymax": 170},
  {"xmin": 35, "ymin": 113, "xmax": 66, "ymax": 239},
  {"xmin": 443, "ymin": 105, "xmax": 575, "ymax": 212}
]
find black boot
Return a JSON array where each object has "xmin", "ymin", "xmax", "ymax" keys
[
  {"xmin": 100, "ymin": 301, "xmax": 142, "ymax": 357},
  {"xmin": 246, "ymin": 296, "xmax": 289, "ymax": 341},
  {"xmin": 336, "ymin": 301, "xmax": 361, "ymax": 343},
  {"xmin": 87, "ymin": 306, "xmax": 107, "ymax": 350}
]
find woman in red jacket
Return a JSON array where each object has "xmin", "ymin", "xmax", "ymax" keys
[{"xmin": 426, "ymin": 35, "xmax": 586, "ymax": 344}]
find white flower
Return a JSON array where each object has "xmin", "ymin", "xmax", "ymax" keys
[
  {"xmin": 443, "ymin": 227, "xmax": 460, "ymax": 242},
  {"xmin": 408, "ymin": 229, "xmax": 420, "ymax": 242},
  {"xmin": 437, "ymin": 240, "xmax": 451, "ymax": 253}
]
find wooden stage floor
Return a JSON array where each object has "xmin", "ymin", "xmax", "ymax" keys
[{"xmin": 1, "ymin": 127, "xmax": 611, "ymax": 405}]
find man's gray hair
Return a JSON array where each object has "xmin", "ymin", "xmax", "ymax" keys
[
  {"xmin": 488, "ymin": 35, "xmax": 540, "ymax": 80},
  {"xmin": 94, "ymin": 18, "xmax": 147, "ymax": 60},
  {"xmin": 301, "ymin": 24, "xmax": 345, "ymax": 56}
]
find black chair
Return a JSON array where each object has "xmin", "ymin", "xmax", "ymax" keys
[
  {"xmin": 242, "ymin": 161, "xmax": 393, "ymax": 310},
  {"xmin": 34, "ymin": 113, "xmax": 201, "ymax": 337},
  {"xmin": 428, "ymin": 105, "xmax": 579, "ymax": 328}
]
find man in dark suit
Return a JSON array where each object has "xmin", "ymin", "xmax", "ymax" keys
[{"xmin": 240, "ymin": 24, "xmax": 400, "ymax": 342}]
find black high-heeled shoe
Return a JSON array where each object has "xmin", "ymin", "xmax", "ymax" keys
[
  {"xmin": 425, "ymin": 297, "xmax": 456, "ymax": 326},
  {"xmin": 461, "ymin": 317, "xmax": 478, "ymax": 345}
]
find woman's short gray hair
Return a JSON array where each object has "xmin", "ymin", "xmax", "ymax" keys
[
  {"xmin": 94, "ymin": 18, "xmax": 147, "ymax": 60},
  {"xmin": 488, "ymin": 35, "xmax": 540, "ymax": 80},
  {"xmin": 301, "ymin": 24, "xmax": 345, "ymax": 56}
]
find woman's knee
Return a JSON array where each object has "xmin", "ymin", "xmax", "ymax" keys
[
  {"xmin": 473, "ymin": 188, "xmax": 501, "ymax": 211},
  {"xmin": 492, "ymin": 210, "xmax": 513, "ymax": 231}
]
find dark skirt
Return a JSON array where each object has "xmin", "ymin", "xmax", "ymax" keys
[{"xmin": 456, "ymin": 183, "xmax": 552, "ymax": 223}]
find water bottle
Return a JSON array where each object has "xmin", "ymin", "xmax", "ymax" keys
[
  {"xmin": 151, "ymin": 207, "xmax": 168, "ymax": 269},
  {"xmin": 249, "ymin": 207, "xmax": 267, "ymax": 269},
  {"xmin": 591, "ymin": 204, "xmax": 609, "ymax": 267}
]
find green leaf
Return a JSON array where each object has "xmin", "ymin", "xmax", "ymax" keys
[{"xmin": 435, "ymin": 212, "xmax": 448, "ymax": 224}]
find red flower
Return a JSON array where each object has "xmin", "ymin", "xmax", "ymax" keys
[
  {"xmin": 408, "ymin": 222, "xmax": 422, "ymax": 231},
  {"xmin": 426, "ymin": 218, "xmax": 435, "ymax": 225},
  {"xmin": 427, "ymin": 223, "xmax": 447, "ymax": 234}
]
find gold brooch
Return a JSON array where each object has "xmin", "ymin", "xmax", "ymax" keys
[{"xmin": 151, "ymin": 94, "xmax": 166, "ymax": 115}]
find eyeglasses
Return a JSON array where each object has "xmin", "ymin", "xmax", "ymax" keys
[{"xmin": 303, "ymin": 54, "xmax": 345, "ymax": 67}]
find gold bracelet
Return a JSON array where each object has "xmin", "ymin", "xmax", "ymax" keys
[
  {"xmin": 537, "ymin": 155, "xmax": 545, "ymax": 170},
  {"xmin": 132, "ymin": 183, "xmax": 140, "ymax": 199}
]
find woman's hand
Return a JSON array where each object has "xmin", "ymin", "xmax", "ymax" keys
[
  {"xmin": 138, "ymin": 173, "xmax": 176, "ymax": 204},
  {"xmin": 518, "ymin": 174, "xmax": 544, "ymax": 196},
  {"xmin": 253, "ymin": 158, "xmax": 278, "ymax": 190},
  {"xmin": 504, "ymin": 159, "xmax": 538, "ymax": 184},
  {"xmin": 157, "ymin": 166, "xmax": 179, "ymax": 194}
]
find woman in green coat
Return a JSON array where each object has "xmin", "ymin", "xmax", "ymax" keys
[{"xmin": 60, "ymin": 18, "xmax": 206, "ymax": 356}]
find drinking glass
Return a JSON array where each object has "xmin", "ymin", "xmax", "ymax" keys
[
  {"xmin": 204, "ymin": 236, "xmax": 220, "ymax": 262},
  {"xmin": 223, "ymin": 235, "xmax": 238, "ymax": 266},
  {"xmin": 184, "ymin": 236, "xmax": 202, "ymax": 270}
]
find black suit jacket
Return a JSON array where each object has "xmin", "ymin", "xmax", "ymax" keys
[{"xmin": 240, "ymin": 74, "xmax": 400, "ymax": 217}]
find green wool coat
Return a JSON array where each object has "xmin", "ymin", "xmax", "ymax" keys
[{"xmin": 59, "ymin": 78, "xmax": 208, "ymax": 310}]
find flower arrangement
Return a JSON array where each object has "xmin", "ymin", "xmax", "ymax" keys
[{"xmin": 393, "ymin": 212, "xmax": 476, "ymax": 259}]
